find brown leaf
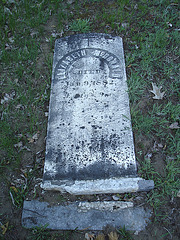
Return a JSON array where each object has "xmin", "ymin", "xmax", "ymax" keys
[
  {"xmin": 150, "ymin": 82, "xmax": 165, "ymax": 100},
  {"xmin": 95, "ymin": 233, "xmax": 105, "ymax": 240},
  {"xmin": 108, "ymin": 231, "xmax": 119, "ymax": 240},
  {"xmin": 169, "ymin": 122, "xmax": 179, "ymax": 129},
  {"xmin": 28, "ymin": 131, "xmax": 40, "ymax": 143}
]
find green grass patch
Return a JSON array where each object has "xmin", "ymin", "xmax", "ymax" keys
[{"xmin": 69, "ymin": 18, "xmax": 91, "ymax": 33}]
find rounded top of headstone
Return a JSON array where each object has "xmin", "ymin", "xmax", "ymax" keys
[{"xmin": 55, "ymin": 33, "xmax": 122, "ymax": 44}]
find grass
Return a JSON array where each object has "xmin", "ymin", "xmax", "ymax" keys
[
  {"xmin": 29, "ymin": 224, "xmax": 50, "ymax": 240},
  {"xmin": 0, "ymin": 0, "xmax": 179, "ymax": 239},
  {"xmin": 117, "ymin": 225, "xmax": 134, "ymax": 240},
  {"xmin": 69, "ymin": 18, "xmax": 91, "ymax": 33}
]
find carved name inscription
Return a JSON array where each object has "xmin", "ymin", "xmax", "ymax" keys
[
  {"xmin": 43, "ymin": 33, "xmax": 137, "ymax": 182},
  {"xmin": 55, "ymin": 48, "xmax": 122, "ymax": 80}
]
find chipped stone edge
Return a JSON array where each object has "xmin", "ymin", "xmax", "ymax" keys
[{"xmin": 41, "ymin": 177, "xmax": 154, "ymax": 195}]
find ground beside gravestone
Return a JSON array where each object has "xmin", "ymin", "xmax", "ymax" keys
[{"xmin": 0, "ymin": 0, "xmax": 179, "ymax": 239}]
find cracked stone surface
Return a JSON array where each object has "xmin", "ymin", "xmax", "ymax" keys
[{"xmin": 22, "ymin": 200, "xmax": 152, "ymax": 231}]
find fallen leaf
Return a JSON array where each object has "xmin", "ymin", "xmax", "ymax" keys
[
  {"xmin": 28, "ymin": 132, "xmax": 40, "ymax": 143},
  {"xmin": 121, "ymin": 23, "xmax": 129, "ymax": 29},
  {"xmin": 1, "ymin": 91, "xmax": 15, "ymax": 104},
  {"xmin": 134, "ymin": 4, "xmax": 138, "ymax": 9},
  {"xmin": 1, "ymin": 222, "xmax": 9, "ymax": 235},
  {"xmin": 95, "ymin": 233, "xmax": 105, "ymax": 240},
  {"xmin": 21, "ymin": 146, "xmax": 31, "ymax": 151},
  {"xmin": 150, "ymin": 82, "xmax": 165, "ymax": 100},
  {"xmin": 51, "ymin": 32, "xmax": 57, "ymax": 38},
  {"xmin": 5, "ymin": 43, "xmax": 11, "ymax": 50},
  {"xmin": 145, "ymin": 152, "xmax": 152, "ymax": 160},
  {"xmin": 14, "ymin": 141, "xmax": 23, "ymax": 148},
  {"xmin": 30, "ymin": 30, "xmax": 38, "ymax": 38},
  {"xmin": 9, "ymin": 37, "xmax": 14, "ymax": 43},
  {"xmin": 51, "ymin": 30, "xmax": 64, "ymax": 38},
  {"xmin": 32, "ymin": 133, "xmax": 39, "ymax": 140},
  {"xmin": 108, "ymin": 231, "xmax": 119, "ymax": 240},
  {"xmin": 45, "ymin": 37, "xmax": 50, "ymax": 42},
  {"xmin": 28, "ymin": 138, "xmax": 34, "ymax": 143},
  {"xmin": 85, "ymin": 233, "xmax": 95, "ymax": 240},
  {"xmin": 15, "ymin": 104, "xmax": 23, "ymax": 109},
  {"xmin": 169, "ymin": 122, "xmax": 179, "ymax": 129}
]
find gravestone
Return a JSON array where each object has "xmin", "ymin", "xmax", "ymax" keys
[
  {"xmin": 42, "ymin": 33, "xmax": 154, "ymax": 194},
  {"xmin": 22, "ymin": 33, "xmax": 154, "ymax": 231}
]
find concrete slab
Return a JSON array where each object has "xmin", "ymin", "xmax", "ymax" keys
[{"xmin": 22, "ymin": 200, "xmax": 152, "ymax": 231}]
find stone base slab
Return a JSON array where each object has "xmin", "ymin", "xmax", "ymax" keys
[
  {"xmin": 22, "ymin": 200, "xmax": 152, "ymax": 231},
  {"xmin": 42, "ymin": 177, "xmax": 154, "ymax": 195}
]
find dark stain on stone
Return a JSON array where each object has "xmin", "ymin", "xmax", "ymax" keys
[
  {"xmin": 99, "ymin": 58, "xmax": 105, "ymax": 70},
  {"xmin": 74, "ymin": 93, "xmax": 80, "ymax": 98},
  {"xmin": 44, "ymin": 160, "xmax": 137, "ymax": 181}
]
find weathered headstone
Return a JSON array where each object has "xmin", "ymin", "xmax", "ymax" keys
[
  {"xmin": 22, "ymin": 33, "xmax": 154, "ymax": 231},
  {"xmin": 42, "ymin": 33, "xmax": 154, "ymax": 194}
]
